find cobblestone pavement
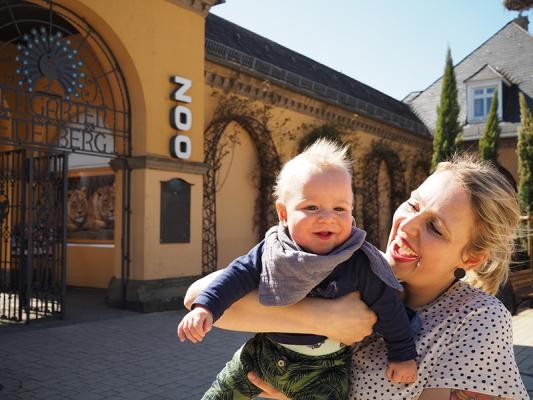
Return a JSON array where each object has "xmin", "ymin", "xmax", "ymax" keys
[
  {"xmin": 0, "ymin": 308, "xmax": 252, "ymax": 399},
  {"xmin": 0, "ymin": 290, "xmax": 531, "ymax": 399}
]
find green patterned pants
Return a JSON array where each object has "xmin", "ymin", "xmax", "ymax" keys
[{"xmin": 202, "ymin": 333, "xmax": 351, "ymax": 400}]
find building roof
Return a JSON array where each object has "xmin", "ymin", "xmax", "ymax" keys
[
  {"xmin": 406, "ymin": 18, "xmax": 533, "ymax": 136},
  {"xmin": 463, "ymin": 64, "xmax": 513, "ymax": 85},
  {"xmin": 205, "ymin": 13, "xmax": 428, "ymax": 136}
]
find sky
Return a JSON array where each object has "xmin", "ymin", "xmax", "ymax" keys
[{"xmin": 210, "ymin": 0, "xmax": 532, "ymax": 101}]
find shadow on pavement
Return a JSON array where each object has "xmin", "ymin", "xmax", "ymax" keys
[{"xmin": 0, "ymin": 286, "xmax": 138, "ymax": 335}]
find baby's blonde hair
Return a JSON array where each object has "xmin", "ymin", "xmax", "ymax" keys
[
  {"xmin": 435, "ymin": 154, "xmax": 520, "ymax": 295},
  {"xmin": 274, "ymin": 138, "xmax": 352, "ymax": 203}
]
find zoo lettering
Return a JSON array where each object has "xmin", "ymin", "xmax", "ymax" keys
[{"xmin": 169, "ymin": 75, "xmax": 192, "ymax": 159}]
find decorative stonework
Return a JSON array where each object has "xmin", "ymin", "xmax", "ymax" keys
[
  {"xmin": 206, "ymin": 38, "xmax": 429, "ymax": 137},
  {"xmin": 110, "ymin": 155, "xmax": 208, "ymax": 175},
  {"xmin": 205, "ymin": 68, "xmax": 432, "ymax": 151}
]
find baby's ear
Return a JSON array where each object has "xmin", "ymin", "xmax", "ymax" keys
[{"xmin": 275, "ymin": 202, "xmax": 287, "ymax": 224}]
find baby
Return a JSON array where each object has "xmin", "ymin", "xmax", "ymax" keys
[{"xmin": 178, "ymin": 139, "xmax": 418, "ymax": 399}]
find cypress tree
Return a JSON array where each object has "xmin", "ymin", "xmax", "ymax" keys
[
  {"xmin": 479, "ymin": 90, "xmax": 501, "ymax": 164},
  {"xmin": 432, "ymin": 48, "xmax": 462, "ymax": 171},
  {"xmin": 518, "ymin": 92, "xmax": 533, "ymax": 215},
  {"xmin": 518, "ymin": 93, "xmax": 533, "ymax": 268}
]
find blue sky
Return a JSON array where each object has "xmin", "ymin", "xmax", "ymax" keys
[{"xmin": 211, "ymin": 0, "xmax": 531, "ymax": 101}]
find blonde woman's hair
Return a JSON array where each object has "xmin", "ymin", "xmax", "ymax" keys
[
  {"xmin": 435, "ymin": 154, "xmax": 520, "ymax": 295},
  {"xmin": 274, "ymin": 138, "xmax": 352, "ymax": 203}
]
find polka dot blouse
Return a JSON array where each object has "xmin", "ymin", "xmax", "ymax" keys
[{"xmin": 350, "ymin": 281, "xmax": 528, "ymax": 399}]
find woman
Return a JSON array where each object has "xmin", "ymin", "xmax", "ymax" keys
[{"xmin": 184, "ymin": 155, "xmax": 528, "ymax": 399}]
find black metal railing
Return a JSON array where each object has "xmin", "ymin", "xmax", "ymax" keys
[{"xmin": 0, "ymin": 149, "xmax": 67, "ymax": 323}]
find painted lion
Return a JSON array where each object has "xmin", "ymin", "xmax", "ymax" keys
[
  {"xmin": 67, "ymin": 187, "xmax": 88, "ymax": 231},
  {"xmin": 84, "ymin": 184, "xmax": 115, "ymax": 230}
]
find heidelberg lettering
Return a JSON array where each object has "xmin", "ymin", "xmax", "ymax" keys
[{"xmin": 169, "ymin": 75, "xmax": 193, "ymax": 159}]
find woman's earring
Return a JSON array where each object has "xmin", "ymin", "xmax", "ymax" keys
[
  {"xmin": 352, "ymin": 216, "xmax": 356, "ymax": 227},
  {"xmin": 454, "ymin": 267, "xmax": 466, "ymax": 280}
]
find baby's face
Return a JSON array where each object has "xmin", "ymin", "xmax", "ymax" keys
[{"xmin": 277, "ymin": 167, "xmax": 353, "ymax": 255}]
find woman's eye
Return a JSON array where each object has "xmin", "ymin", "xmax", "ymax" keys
[
  {"xmin": 406, "ymin": 201, "xmax": 418, "ymax": 212},
  {"xmin": 428, "ymin": 221, "xmax": 442, "ymax": 236}
]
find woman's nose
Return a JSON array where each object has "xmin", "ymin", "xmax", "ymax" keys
[{"xmin": 399, "ymin": 212, "xmax": 420, "ymax": 236}]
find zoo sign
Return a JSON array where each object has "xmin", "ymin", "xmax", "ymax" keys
[{"xmin": 169, "ymin": 75, "xmax": 193, "ymax": 159}]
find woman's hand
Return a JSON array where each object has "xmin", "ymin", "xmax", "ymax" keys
[
  {"xmin": 314, "ymin": 291, "xmax": 376, "ymax": 345},
  {"xmin": 247, "ymin": 372, "xmax": 291, "ymax": 400}
]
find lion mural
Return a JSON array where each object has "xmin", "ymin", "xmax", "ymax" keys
[
  {"xmin": 67, "ymin": 187, "xmax": 88, "ymax": 231},
  {"xmin": 84, "ymin": 184, "xmax": 115, "ymax": 230}
]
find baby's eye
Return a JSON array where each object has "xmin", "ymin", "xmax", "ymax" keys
[
  {"xmin": 305, "ymin": 205, "xmax": 318, "ymax": 211},
  {"xmin": 334, "ymin": 207, "xmax": 347, "ymax": 212}
]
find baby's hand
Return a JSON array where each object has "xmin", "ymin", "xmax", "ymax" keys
[
  {"xmin": 385, "ymin": 359, "xmax": 417, "ymax": 384},
  {"xmin": 177, "ymin": 306, "xmax": 213, "ymax": 343}
]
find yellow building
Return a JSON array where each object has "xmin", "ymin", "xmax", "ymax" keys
[{"xmin": 0, "ymin": 0, "xmax": 430, "ymax": 320}]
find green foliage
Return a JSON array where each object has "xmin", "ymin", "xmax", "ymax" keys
[
  {"xmin": 479, "ymin": 90, "xmax": 501, "ymax": 163},
  {"xmin": 432, "ymin": 48, "xmax": 462, "ymax": 171},
  {"xmin": 503, "ymin": 0, "xmax": 533, "ymax": 11},
  {"xmin": 518, "ymin": 93, "xmax": 533, "ymax": 214}
]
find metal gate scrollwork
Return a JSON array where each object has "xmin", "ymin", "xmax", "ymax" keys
[
  {"xmin": 0, "ymin": 149, "xmax": 67, "ymax": 323},
  {"xmin": 0, "ymin": 1, "xmax": 132, "ymax": 322},
  {"xmin": 0, "ymin": 0, "xmax": 130, "ymax": 157}
]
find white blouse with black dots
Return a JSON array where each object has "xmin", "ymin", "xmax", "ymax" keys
[{"xmin": 349, "ymin": 281, "xmax": 528, "ymax": 399}]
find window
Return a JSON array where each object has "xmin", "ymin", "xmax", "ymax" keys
[
  {"xmin": 466, "ymin": 81, "xmax": 503, "ymax": 123},
  {"xmin": 473, "ymin": 87, "xmax": 495, "ymax": 118}
]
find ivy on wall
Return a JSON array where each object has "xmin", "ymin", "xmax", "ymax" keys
[
  {"xmin": 363, "ymin": 141, "xmax": 406, "ymax": 246},
  {"xmin": 409, "ymin": 158, "xmax": 431, "ymax": 192},
  {"xmin": 202, "ymin": 87, "xmax": 285, "ymax": 274},
  {"xmin": 297, "ymin": 124, "xmax": 345, "ymax": 152}
]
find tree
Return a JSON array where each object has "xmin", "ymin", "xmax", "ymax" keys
[
  {"xmin": 479, "ymin": 90, "xmax": 501, "ymax": 164},
  {"xmin": 518, "ymin": 92, "xmax": 533, "ymax": 268},
  {"xmin": 518, "ymin": 93, "xmax": 533, "ymax": 214},
  {"xmin": 503, "ymin": 0, "xmax": 533, "ymax": 11},
  {"xmin": 432, "ymin": 48, "xmax": 461, "ymax": 171}
]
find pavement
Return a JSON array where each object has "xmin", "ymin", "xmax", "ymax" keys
[{"xmin": 0, "ymin": 287, "xmax": 531, "ymax": 400}]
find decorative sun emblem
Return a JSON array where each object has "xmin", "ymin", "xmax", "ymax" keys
[{"xmin": 16, "ymin": 27, "xmax": 85, "ymax": 101}]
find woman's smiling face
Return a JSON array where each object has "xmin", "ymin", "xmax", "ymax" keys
[{"xmin": 386, "ymin": 170, "xmax": 477, "ymax": 289}]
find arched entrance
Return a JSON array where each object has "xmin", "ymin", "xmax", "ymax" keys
[
  {"xmin": 0, "ymin": 0, "xmax": 130, "ymax": 322},
  {"xmin": 363, "ymin": 143, "xmax": 405, "ymax": 249},
  {"xmin": 203, "ymin": 115, "xmax": 280, "ymax": 274}
]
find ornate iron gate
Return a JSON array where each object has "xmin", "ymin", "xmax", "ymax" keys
[
  {"xmin": 0, "ymin": 0, "xmax": 132, "ymax": 318},
  {"xmin": 0, "ymin": 148, "xmax": 67, "ymax": 323}
]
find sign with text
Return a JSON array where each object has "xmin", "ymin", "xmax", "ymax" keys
[{"xmin": 169, "ymin": 75, "xmax": 193, "ymax": 159}]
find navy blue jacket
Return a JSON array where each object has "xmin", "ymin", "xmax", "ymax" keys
[{"xmin": 194, "ymin": 241, "xmax": 417, "ymax": 362}]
